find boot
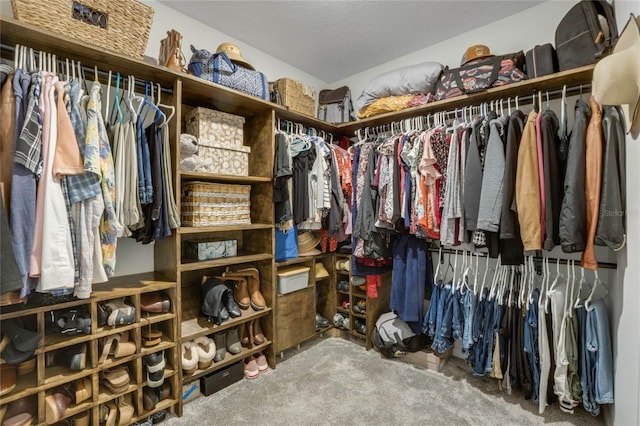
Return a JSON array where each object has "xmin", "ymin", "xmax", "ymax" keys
[
  {"xmin": 232, "ymin": 278, "xmax": 250, "ymax": 310},
  {"xmin": 226, "ymin": 327, "xmax": 242, "ymax": 355},
  {"xmin": 240, "ymin": 321, "xmax": 254, "ymax": 349},
  {"xmin": 213, "ymin": 332, "xmax": 226, "ymax": 362},
  {"xmin": 224, "ymin": 268, "xmax": 265, "ymax": 310},
  {"xmin": 253, "ymin": 319, "xmax": 265, "ymax": 345}
]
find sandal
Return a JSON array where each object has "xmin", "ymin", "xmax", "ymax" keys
[
  {"xmin": 102, "ymin": 366, "xmax": 130, "ymax": 393},
  {"xmin": 99, "ymin": 332, "xmax": 137, "ymax": 363},
  {"xmin": 141, "ymin": 326, "xmax": 162, "ymax": 347},
  {"xmin": 99, "ymin": 402, "xmax": 117, "ymax": 426},
  {"xmin": 118, "ymin": 399, "xmax": 134, "ymax": 426}
]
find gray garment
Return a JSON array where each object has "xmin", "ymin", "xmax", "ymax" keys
[
  {"xmin": 477, "ymin": 116, "xmax": 508, "ymax": 232},
  {"xmin": 441, "ymin": 124, "xmax": 463, "ymax": 245},
  {"xmin": 595, "ymin": 106, "xmax": 626, "ymax": 250},
  {"xmin": 559, "ymin": 99, "xmax": 591, "ymax": 253},
  {"xmin": 464, "ymin": 118, "xmax": 483, "ymax": 232},
  {"xmin": 1, "ymin": 197, "xmax": 22, "ymax": 294}
]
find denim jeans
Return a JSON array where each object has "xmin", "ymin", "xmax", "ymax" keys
[
  {"xmin": 422, "ymin": 279, "xmax": 441, "ymax": 336},
  {"xmin": 587, "ymin": 299, "xmax": 614, "ymax": 406},
  {"xmin": 461, "ymin": 288, "xmax": 476, "ymax": 354},
  {"xmin": 577, "ymin": 307, "xmax": 599, "ymax": 415},
  {"xmin": 524, "ymin": 289, "xmax": 541, "ymax": 404},
  {"xmin": 432, "ymin": 282, "xmax": 454, "ymax": 353}
]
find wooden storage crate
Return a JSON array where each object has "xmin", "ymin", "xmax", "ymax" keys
[
  {"xmin": 272, "ymin": 78, "xmax": 316, "ymax": 116},
  {"xmin": 181, "ymin": 181, "xmax": 251, "ymax": 227},
  {"xmin": 11, "ymin": 0, "xmax": 154, "ymax": 59}
]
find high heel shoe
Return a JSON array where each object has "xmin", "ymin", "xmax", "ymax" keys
[{"xmin": 223, "ymin": 268, "xmax": 266, "ymax": 310}]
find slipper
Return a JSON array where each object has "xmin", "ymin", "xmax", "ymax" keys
[
  {"xmin": 194, "ymin": 336, "xmax": 215, "ymax": 369},
  {"xmin": 102, "ymin": 366, "xmax": 130, "ymax": 389},
  {"xmin": 181, "ymin": 342, "xmax": 198, "ymax": 374},
  {"xmin": 113, "ymin": 331, "xmax": 137, "ymax": 358}
]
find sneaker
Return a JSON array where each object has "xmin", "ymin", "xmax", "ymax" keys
[
  {"xmin": 255, "ymin": 352, "xmax": 270, "ymax": 374},
  {"xmin": 333, "ymin": 313, "xmax": 344, "ymax": 328},
  {"xmin": 243, "ymin": 355, "xmax": 259, "ymax": 379}
]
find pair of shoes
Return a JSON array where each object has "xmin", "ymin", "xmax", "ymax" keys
[
  {"xmin": 142, "ymin": 325, "xmax": 163, "ymax": 347},
  {"xmin": 45, "ymin": 343, "xmax": 87, "ymax": 371},
  {"xmin": 354, "ymin": 319, "xmax": 366, "ymax": 335},
  {"xmin": 238, "ymin": 319, "xmax": 265, "ymax": 349},
  {"xmin": 243, "ymin": 352, "xmax": 269, "ymax": 379},
  {"xmin": 99, "ymin": 331, "xmax": 137, "ymax": 363},
  {"xmin": 142, "ymin": 382, "xmax": 170, "ymax": 411},
  {"xmin": 143, "ymin": 351, "xmax": 166, "ymax": 388},
  {"xmin": 353, "ymin": 299, "xmax": 366, "ymax": 314},
  {"xmin": 3, "ymin": 395, "xmax": 36, "ymax": 426},
  {"xmin": 101, "ymin": 366, "xmax": 130, "ymax": 394},
  {"xmin": 336, "ymin": 281, "xmax": 349, "ymax": 292},
  {"xmin": 98, "ymin": 299, "xmax": 136, "ymax": 327},
  {"xmin": 222, "ymin": 267, "xmax": 266, "ymax": 310},
  {"xmin": 99, "ymin": 398, "xmax": 134, "ymax": 426},
  {"xmin": 181, "ymin": 338, "xmax": 212, "ymax": 374},
  {"xmin": 212, "ymin": 327, "xmax": 243, "ymax": 362},
  {"xmin": 45, "ymin": 377, "xmax": 92, "ymax": 423},
  {"xmin": 315, "ymin": 313, "xmax": 329, "ymax": 329},
  {"xmin": 341, "ymin": 300, "xmax": 350, "ymax": 310},
  {"xmin": 45, "ymin": 306, "xmax": 91, "ymax": 335},
  {"xmin": 333, "ymin": 313, "xmax": 350, "ymax": 329},
  {"xmin": 140, "ymin": 292, "xmax": 171, "ymax": 314},
  {"xmin": 335, "ymin": 258, "xmax": 350, "ymax": 272}
]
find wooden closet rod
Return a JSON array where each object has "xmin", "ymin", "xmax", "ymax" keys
[
  {"xmin": 427, "ymin": 246, "xmax": 617, "ymax": 270},
  {"xmin": 0, "ymin": 43, "xmax": 173, "ymax": 95}
]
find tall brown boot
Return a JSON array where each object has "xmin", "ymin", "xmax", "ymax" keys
[
  {"xmin": 253, "ymin": 319, "xmax": 265, "ymax": 345},
  {"xmin": 232, "ymin": 278, "xmax": 250, "ymax": 310},
  {"xmin": 224, "ymin": 268, "xmax": 265, "ymax": 310},
  {"xmin": 241, "ymin": 321, "xmax": 254, "ymax": 349}
]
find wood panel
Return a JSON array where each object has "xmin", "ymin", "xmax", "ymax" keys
[
  {"xmin": 245, "ymin": 110, "xmax": 275, "ymax": 178},
  {"xmin": 275, "ymin": 287, "xmax": 316, "ymax": 353}
]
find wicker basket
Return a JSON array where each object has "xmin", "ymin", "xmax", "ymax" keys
[
  {"xmin": 11, "ymin": 0, "xmax": 154, "ymax": 59},
  {"xmin": 181, "ymin": 182, "xmax": 251, "ymax": 227},
  {"xmin": 273, "ymin": 78, "xmax": 316, "ymax": 116}
]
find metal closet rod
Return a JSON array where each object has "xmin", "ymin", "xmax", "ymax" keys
[
  {"xmin": 0, "ymin": 43, "xmax": 173, "ymax": 95},
  {"xmin": 427, "ymin": 246, "xmax": 617, "ymax": 270}
]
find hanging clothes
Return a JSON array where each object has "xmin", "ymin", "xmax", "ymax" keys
[{"xmin": 582, "ymin": 96, "xmax": 603, "ymax": 270}]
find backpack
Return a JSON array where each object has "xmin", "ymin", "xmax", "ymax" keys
[
  {"xmin": 317, "ymin": 86, "xmax": 355, "ymax": 123},
  {"xmin": 371, "ymin": 312, "xmax": 417, "ymax": 358},
  {"xmin": 555, "ymin": 0, "xmax": 618, "ymax": 71}
]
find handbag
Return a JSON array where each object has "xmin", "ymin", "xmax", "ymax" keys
[
  {"xmin": 317, "ymin": 86, "xmax": 355, "ymax": 123},
  {"xmin": 434, "ymin": 51, "xmax": 526, "ymax": 101},
  {"xmin": 159, "ymin": 29, "xmax": 187, "ymax": 73},
  {"xmin": 275, "ymin": 226, "xmax": 298, "ymax": 262},
  {"xmin": 525, "ymin": 44, "xmax": 558, "ymax": 79},
  {"xmin": 188, "ymin": 46, "xmax": 269, "ymax": 100}
]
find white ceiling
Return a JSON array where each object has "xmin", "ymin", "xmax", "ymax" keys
[{"xmin": 159, "ymin": 0, "xmax": 545, "ymax": 83}]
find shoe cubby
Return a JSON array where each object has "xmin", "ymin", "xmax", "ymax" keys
[{"xmin": 0, "ymin": 273, "xmax": 179, "ymax": 425}]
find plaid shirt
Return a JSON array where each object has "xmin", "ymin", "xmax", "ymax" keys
[{"xmin": 14, "ymin": 72, "xmax": 42, "ymax": 176}]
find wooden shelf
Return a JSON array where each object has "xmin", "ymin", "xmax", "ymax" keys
[
  {"xmin": 179, "ymin": 252, "xmax": 272, "ymax": 271},
  {"xmin": 336, "ymin": 307, "xmax": 350, "ymax": 315},
  {"xmin": 178, "ymin": 223, "xmax": 273, "ymax": 234},
  {"xmin": 180, "ymin": 171, "xmax": 272, "ymax": 183},
  {"xmin": 351, "ymin": 312, "xmax": 367, "ymax": 320},
  {"xmin": 276, "ymin": 257, "xmax": 315, "ymax": 267},
  {"xmin": 181, "ymin": 307, "xmax": 272, "ymax": 342}
]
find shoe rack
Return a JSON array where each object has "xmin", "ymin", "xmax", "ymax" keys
[
  {"xmin": 0, "ymin": 273, "xmax": 178, "ymax": 426},
  {"xmin": 334, "ymin": 255, "xmax": 392, "ymax": 350}
]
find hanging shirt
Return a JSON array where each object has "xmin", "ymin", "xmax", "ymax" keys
[{"xmin": 477, "ymin": 115, "xmax": 508, "ymax": 233}]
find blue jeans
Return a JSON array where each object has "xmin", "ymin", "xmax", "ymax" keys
[
  {"xmin": 422, "ymin": 279, "xmax": 441, "ymax": 336},
  {"xmin": 461, "ymin": 288, "xmax": 476, "ymax": 353},
  {"xmin": 585, "ymin": 299, "xmax": 614, "ymax": 411},
  {"xmin": 431, "ymin": 282, "xmax": 453, "ymax": 353},
  {"xmin": 523, "ymin": 289, "xmax": 540, "ymax": 404}
]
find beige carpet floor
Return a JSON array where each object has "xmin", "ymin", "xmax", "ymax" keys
[{"xmin": 164, "ymin": 336, "xmax": 605, "ymax": 425}]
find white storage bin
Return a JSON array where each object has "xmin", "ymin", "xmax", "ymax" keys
[{"xmin": 277, "ymin": 266, "xmax": 310, "ymax": 294}]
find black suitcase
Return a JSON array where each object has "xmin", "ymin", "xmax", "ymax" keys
[{"xmin": 525, "ymin": 44, "xmax": 559, "ymax": 79}]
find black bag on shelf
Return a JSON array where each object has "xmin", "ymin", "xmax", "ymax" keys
[
  {"xmin": 555, "ymin": 0, "xmax": 618, "ymax": 71},
  {"xmin": 525, "ymin": 44, "xmax": 559, "ymax": 79}
]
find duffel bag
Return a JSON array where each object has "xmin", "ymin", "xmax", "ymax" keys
[
  {"xmin": 188, "ymin": 46, "xmax": 269, "ymax": 100},
  {"xmin": 434, "ymin": 51, "xmax": 527, "ymax": 101}
]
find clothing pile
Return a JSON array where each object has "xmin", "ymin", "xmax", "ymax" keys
[{"xmin": 0, "ymin": 63, "xmax": 178, "ymax": 300}]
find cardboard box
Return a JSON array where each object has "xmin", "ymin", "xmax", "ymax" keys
[
  {"xmin": 277, "ymin": 266, "xmax": 310, "ymax": 294},
  {"xmin": 182, "ymin": 381, "xmax": 201, "ymax": 404},
  {"xmin": 200, "ymin": 361, "xmax": 244, "ymax": 396},
  {"xmin": 400, "ymin": 347, "xmax": 452, "ymax": 372},
  {"xmin": 185, "ymin": 239, "xmax": 238, "ymax": 261}
]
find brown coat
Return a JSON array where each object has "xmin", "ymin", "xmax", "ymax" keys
[
  {"xmin": 516, "ymin": 111, "xmax": 542, "ymax": 251},
  {"xmin": 582, "ymin": 96, "xmax": 603, "ymax": 270}
]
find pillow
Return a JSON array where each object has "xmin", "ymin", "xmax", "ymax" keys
[{"xmin": 356, "ymin": 62, "xmax": 444, "ymax": 111}]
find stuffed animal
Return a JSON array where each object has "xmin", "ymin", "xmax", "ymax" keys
[{"xmin": 180, "ymin": 133, "xmax": 199, "ymax": 171}]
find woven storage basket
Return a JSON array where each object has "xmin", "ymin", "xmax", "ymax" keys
[
  {"xmin": 11, "ymin": 0, "xmax": 154, "ymax": 59},
  {"xmin": 274, "ymin": 78, "xmax": 316, "ymax": 116},
  {"xmin": 181, "ymin": 181, "xmax": 251, "ymax": 227}
]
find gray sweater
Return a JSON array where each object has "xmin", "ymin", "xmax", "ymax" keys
[{"xmin": 477, "ymin": 116, "xmax": 508, "ymax": 232}]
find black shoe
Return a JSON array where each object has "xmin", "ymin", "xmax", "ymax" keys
[
  {"xmin": 45, "ymin": 307, "xmax": 91, "ymax": 335},
  {"xmin": 222, "ymin": 290, "xmax": 242, "ymax": 318},
  {"xmin": 315, "ymin": 313, "xmax": 329, "ymax": 328}
]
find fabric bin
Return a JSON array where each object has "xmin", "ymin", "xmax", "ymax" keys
[
  {"xmin": 186, "ymin": 107, "xmax": 246, "ymax": 150},
  {"xmin": 185, "ymin": 239, "xmax": 238, "ymax": 260},
  {"xmin": 200, "ymin": 361, "xmax": 243, "ymax": 395},
  {"xmin": 197, "ymin": 142, "xmax": 250, "ymax": 176},
  {"xmin": 277, "ymin": 266, "xmax": 310, "ymax": 294},
  {"xmin": 181, "ymin": 181, "xmax": 251, "ymax": 227}
]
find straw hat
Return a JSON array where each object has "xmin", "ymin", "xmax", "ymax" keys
[
  {"xmin": 460, "ymin": 44, "xmax": 494, "ymax": 66},
  {"xmin": 297, "ymin": 231, "xmax": 321, "ymax": 256},
  {"xmin": 315, "ymin": 263, "xmax": 329, "ymax": 279},
  {"xmin": 216, "ymin": 42, "xmax": 254, "ymax": 70},
  {"xmin": 593, "ymin": 14, "xmax": 640, "ymax": 138}
]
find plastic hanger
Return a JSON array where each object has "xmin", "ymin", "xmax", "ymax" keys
[
  {"xmin": 574, "ymin": 265, "xmax": 586, "ymax": 310},
  {"xmin": 433, "ymin": 247, "xmax": 443, "ymax": 284},
  {"xmin": 585, "ymin": 270, "xmax": 608, "ymax": 312}
]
